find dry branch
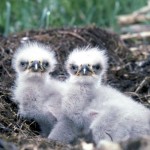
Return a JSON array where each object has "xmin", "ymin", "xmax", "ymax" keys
[
  {"xmin": 118, "ymin": 1, "xmax": 150, "ymax": 25},
  {"xmin": 120, "ymin": 31, "xmax": 150, "ymax": 40},
  {"xmin": 121, "ymin": 24, "xmax": 150, "ymax": 34},
  {"xmin": 118, "ymin": 14, "xmax": 150, "ymax": 26},
  {"xmin": 135, "ymin": 77, "xmax": 150, "ymax": 93}
]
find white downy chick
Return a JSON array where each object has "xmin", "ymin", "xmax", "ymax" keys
[
  {"xmin": 12, "ymin": 41, "xmax": 64, "ymax": 137},
  {"xmin": 90, "ymin": 83, "xmax": 150, "ymax": 144},
  {"xmin": 49, "ymin": 46, "xmax": 150, "ymax": 145},
  {"xmin": 48, "ymin": 46, "xmax": 108, "ymax": 143}
]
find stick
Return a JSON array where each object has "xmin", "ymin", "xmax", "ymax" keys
[
  {"xmin": 135, "ymin": 77, "xmax": 150, "ymax": 93},
  {"xmin": 120, "ymin": 31, "xmax": 150, "ymax": 40}
]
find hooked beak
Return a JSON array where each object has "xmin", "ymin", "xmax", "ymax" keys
[
  {"xmin": 29, "ymin": 61, "xmax": 42, "ymax": 72},
  {"xmin": 78, "ymin": 65, "xmax": 93, "ymax": 76}
]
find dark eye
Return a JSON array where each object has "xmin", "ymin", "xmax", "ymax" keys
[
  {"xmin": 70, "ymin": 64, "xmax": 78, "ymax": 71},
  {"xmin": 20, "ymin": 61, "xmax": 28, "ymax": 67},
  {"xmin": 43, "ymin": 61, "xmax": 49, "ymax": 68},
  {"xmin": 93, "ymin": 64, "xmax": 101, "ymax": 70}
]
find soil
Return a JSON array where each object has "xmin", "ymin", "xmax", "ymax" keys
[{"xmin": 0, "ymin": 26, "xmax": 150, "ymax": 150}]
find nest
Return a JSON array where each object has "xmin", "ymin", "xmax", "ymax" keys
[{"xmin": 0, "ymin": 26, "xmax": 150, "ymax": 149}]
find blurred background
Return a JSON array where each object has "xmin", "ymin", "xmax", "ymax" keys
[{"xmin": 0, "ymin": 0, "xmax": 148, "ymax": 36}]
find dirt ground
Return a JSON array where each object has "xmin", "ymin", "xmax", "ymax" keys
[{"xmin": 0, "ymin": 26, "xmax": 150, "ymax": 150}]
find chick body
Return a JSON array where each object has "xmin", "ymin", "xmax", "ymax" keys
[{"xmin": 12, "ymin": 42, "xmax": 63, "ymax": 136}]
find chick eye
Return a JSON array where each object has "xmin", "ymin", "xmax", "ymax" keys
[
  {"xmin": 93, "ymin": 64, "xmax": 101, "ymax": 70},
  {"xmin": 70, "ymin": 64, "xmax": 78, "ymax": 71},
  {"xmin": 20, "ymin": 61, "xmax": 28, "ymax": 68},
  {"xmin": 43, "ymin": 61, "xmax": 49, "ymax": 68}
]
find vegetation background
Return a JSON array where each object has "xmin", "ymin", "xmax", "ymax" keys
[{"xmin": 0, "ymin": 0, "xmax": 148, "ymax": 36}]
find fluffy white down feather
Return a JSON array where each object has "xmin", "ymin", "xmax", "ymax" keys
[
  {"xmin": 48, "ymin": 46, "xmax": 150, "ymax": 144},
  {"xmin": 12, "ymin": 42, "xmax": 65, "ymax": 136}
]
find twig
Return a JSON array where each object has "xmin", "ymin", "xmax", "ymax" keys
[
  {"xmin": 58, "ymin": 31, "xmax": 86, "ymax": 42},
  {"xmin": 140, "ymin": 94, "xmax": 150, "ymax": 103},
  {"xmin": 125, "ymin": 91, "xmax": 143, "ymax": 102},
  {"xmin": 121, "ymin": 24, "xmax": 150, "ymax": 34},
  {"xmin": 118, "ymin": 2, "xmax": 150, "ymax": 25},
  {"xmin": 118, "ymin": 14, "xmax": 150, "ymax": 25},
  {"xmin": 125, "ymin": 91, "xmax": 140, "ymax": 97},
  {"xmin": 2, "ymin": 63, "xmax": 12, "ymax": 78},
  {"xmin": 120, "ymin": 31, "xmax": 150, "ymax": 40},
  {"xmin": 135, "ymin": 77, "xmax": 150, "ymax": 93},
  {"xmin": 0, "ymin": 44, "xmax": 5, "ymax": 54}
]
